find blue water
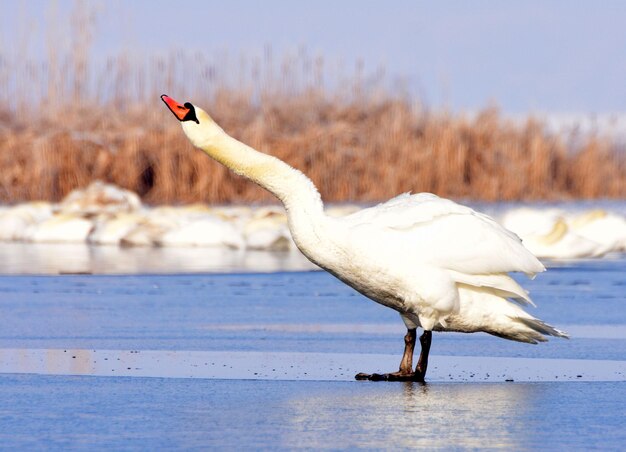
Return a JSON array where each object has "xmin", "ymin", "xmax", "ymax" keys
[
  {"xmin": 0, "ymin": 262, "xmax": 624, "ymax": 359},
  {"xmin": 0, "ymin": 258, "xmax": 624, "ymax": 449},
  {"xmin": 1, "ymin": 375, "xmax": 623, "ymax": 450}
]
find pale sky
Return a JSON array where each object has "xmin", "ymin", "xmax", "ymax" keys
[{"xmin": 2, "ymin": 0, "xmax": 625, "ymax": 113}]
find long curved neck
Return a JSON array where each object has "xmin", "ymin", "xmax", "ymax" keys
[
  {"xmin": 188, "ymin": 124, "xmax": 328, "ymax": 253},
  {"xmin": 200, "ymin": 131, "xmax": 323, "ymax": 212}
]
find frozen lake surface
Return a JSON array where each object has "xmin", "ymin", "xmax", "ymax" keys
[
  {"xmin": 2, "ymin": 376, "xmax": 623, "ymax": 450},
  {"xmin": 0, "ymin": 257, "xmax": 624, "ymax": 448}
]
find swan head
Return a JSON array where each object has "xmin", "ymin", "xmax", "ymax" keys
[{"xmin": 160, "ymin": 94, "xmax": 221, "ymax": 148}]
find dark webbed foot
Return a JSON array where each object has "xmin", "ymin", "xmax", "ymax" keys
[
  {"xmin": 355, "ymin": 328, "xmax": 431, "ymax": 383},
  {"xmin": 354, "ymin": 371, "xmax": 424, "ymax": 382}
]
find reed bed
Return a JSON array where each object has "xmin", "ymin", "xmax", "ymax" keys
[
  {"xmin": 1, "ymin": 95, "xmax": 623, "ymax": 204},
  {"xmin": 0, "ymin": 2, "xmax": 624, "ymax": 204}
]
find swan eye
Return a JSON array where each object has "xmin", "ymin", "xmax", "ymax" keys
[{"xmin": 181, "ymin": 102, "xmax": 199, "ymax": 124}]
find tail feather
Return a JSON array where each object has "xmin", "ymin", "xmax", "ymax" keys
[
  {"xmin": 490, "ymin": 317, "xmax": 569, "ymax": 344},
  {"xmin": 450, "ymin": 271, "xmax": 536, "ymax": 307},
  {"xmin": 515, "ymin": 317, "xmax": 569, "ymax": 340},
  {"xmin": 452, "ymin": 284, "xmax": 569, "ymax": 344}
]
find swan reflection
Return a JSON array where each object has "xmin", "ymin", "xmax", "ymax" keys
[{"xmin": 282, "ymin": 382, "xmax": 540, "ymax": 449}]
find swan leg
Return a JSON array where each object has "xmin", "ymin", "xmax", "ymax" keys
[
  {"xmin": 398, "ymin": 328, "xmax": 417, "ymax": 374},
  {"xmin": 414, "ymin": 330, "xmax": 432, "ymax": 381},
  {"xmin": 355, "ymin": 328, "xmax": 417, "ymax": 381}
]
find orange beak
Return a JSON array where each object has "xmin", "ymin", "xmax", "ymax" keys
[{"xmin": 161, "ymin": 94, "xmax": 190, "ymax": 121}]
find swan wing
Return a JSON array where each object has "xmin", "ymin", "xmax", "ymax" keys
[
  {"xmin": 342, "ymin": 193, "xmax": 544, "ymax": 277},
  {"xmin": 345, "ymin": 193, "xmax": 474, "ymax": 229}
]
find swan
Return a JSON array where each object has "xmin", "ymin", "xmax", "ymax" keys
[
  {"xmin": 568, "ymin": 209, "xmax": 626, "ymax": 253},
  {"xmin": 501, "ymin": 208, "xmax": 608, "ymax": 259},
  {"xmin": 26, "ymin": 213, "xmax": 94, "ymax": 243},
  {"xmin": 88, "ymin": 212, "xmax": 146, "ymax": 245},
  {"xmin": 0, "ymin": 202, "xmax": 53, "ymax": 241},
  {"xmin": 157, "ymin": 213, "xmax": 245, "ymax": 248},
  {"xmin": 245, "ymin": 206, "xmax": 294, "ymax": 251},
  {"xmin": 161, "ymin": 94, "xmax": 568, "ymax": 382},
  {"xmin": 119, "ymin": 208, "xmax": 180, "ymax": 247},
  {"xmin": 60, "ymin": 181, "xmax": 142, "ymax": 216},
  {"xmin": 499, "ymin": 207, "xmax": 565, "ymax": 240},
  {"xmin": 521, "ymin": 219, "xmax": 607, "ymax": 259}
]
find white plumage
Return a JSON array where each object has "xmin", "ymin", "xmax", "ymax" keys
[
  {"xmin": 500, "ymin": 207, "xmax": 608, "ymax": 259},
  {"xmin": 162, "ymin": 94, "xmax": 568, "ymax": 381},
  {"xmin": 158, "ymin": 215, "xmax": 245, "ymax": 248},
  {"xmin": 321, "ymin": 192, "xmax": 556, "ymax": 342}
]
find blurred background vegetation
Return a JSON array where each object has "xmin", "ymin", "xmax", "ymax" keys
[{"xmin": 0, "ymin": 1, "xmax": 624, "ymax": 204}]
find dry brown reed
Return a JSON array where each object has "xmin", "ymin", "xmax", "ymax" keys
[{"xmin": 0, "ymin": 2, "xmax": 624, "ymax": 204}]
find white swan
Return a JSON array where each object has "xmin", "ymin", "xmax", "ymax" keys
[
  {"xmin": 162, "ymin": 95, "xmax": 568, "ymax": 381},
  {"xmin": 119, "ymin": 208, "xmax": 180, "ymax": 247},
  {"xmin": 157, "ymin": 213, "xmax": 245, "ymax": 248},
  {"xmin": 88, "ymin": 212, "xmax": 146, "ymax": 245},
  {"xmin": 568, "ymin": 209, "xmax": 626, "ymax": 253},
  {"xmin": 245, "ymin": 206, "xmax": 294, "ymax": 251},
  {"xmin": 522, "ymin": 219, "xmax": 607, "ymax": 259},
  {"xmin": 26, "ymin": 213, "xmax": 94, "ymax": 243},
  {"xmin": 0, "ymin": 202, "xmax": 53, "ymax": 241},
  {"xmin": 501, "ymin": 207, "xmax": 608, "ymax": 259},
  {"xmin": 60, "ymin": 181, "xmax": 142, "ymax": 216}
]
